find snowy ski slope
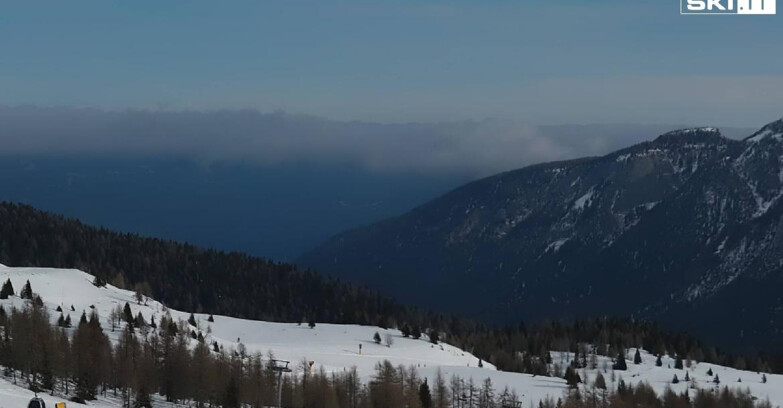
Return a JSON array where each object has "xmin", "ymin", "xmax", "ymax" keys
[{"xmin": 0, "ymin": 265, "xmax": 782, "ymax": 408}]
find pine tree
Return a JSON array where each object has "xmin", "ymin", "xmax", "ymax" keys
[
  {"xmin": 594, "ymin": 372, "xmax": 606, "ymax": 390},
  {"xmin": 672, "ymin": 374, "xmax": 679, "ymax": 384},
  {"xmin": 123, "ymin": 302, "xmax": 134, "ymax": 327},
  {"xmin": 64, "ymin": 314, "xmax": 72, "ymax": 328},
  {"xmin": 419, "ymin": 378, "xmax": 433, "ymax": 408},
  {"xmin": 374, "ymin": 331, "xmax": 382, "ymax": 344},
  {"xmin": 401, "ymin": 324, "xmax": 411, "ymax": 338},
  {"xmin": 613, "ymin": 352, "xmax": 627, "ymax": 370},
  {"xmin": 634, "ymin": 349, "xmax": 642, "ymax": 364},
  {"xmin": 762, "ymin": 373, "xmax": 767, "ymax": 383},
  {"xmin": 478, "ymin": 359, "xmax": 483, "ymax": 368},
  {"xmin": 20, "ymin": 280, "xmax": 33, "ymax": 299},
  {"xmin": 564, "ymin": 366, "xmax": 581, "ymax": 387},
  {"xmin": 0, "ymin": 279, "xmax": 14, "ymax": 299},
  {"xmin": 685, "ymin": 371, "xmax": 690, "ymax": 382},
  {"xmin": 656, "ymin": 355, "xmax": 663, "ymax": 367},
  {"xmin": 411, "ymin": 325, "xmax": 422, "ymax": 339},
  {"xmin": 675, "ymin": 355, "xmax": 683, "ymax": 369},
  {"xmin": 429, "ymin": 329, "xmax": 440, "ymax": 345},
  {"xmin": 188, "ymin": 313, "xmax": 197, "ymax": 326},
  {"xmin": 92, "ymin": 275, "xmax": 106, "ymax": 288},
  {"xmin": 713, "ymin": 374, "xmax": 720, "ymax": 384},
  {"xmin": 135, "ymin": 312, "xmax": 146, "ymax": 328},
  {"xmin": 707, "ymin": 368, "xmax": 714, "ymax": 376},
  {"xmin": 207, "ymin": 314, "xmax": 214, "ymax": 322}
]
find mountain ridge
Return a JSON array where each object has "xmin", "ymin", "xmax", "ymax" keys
[{"xmin": 299, "ymin": 118, "xmax": 783, "ymax": 351}]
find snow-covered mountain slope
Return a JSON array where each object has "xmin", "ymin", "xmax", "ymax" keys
[
  {"xmin": 1, "ymin": 265, "xmax": 783, "ymax": 408},
  {"xmin": 300, "ymin": 118, "xmax": 783, "ymax": 351}
]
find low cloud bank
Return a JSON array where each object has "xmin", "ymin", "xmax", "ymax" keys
[{"xmin": 0, "ymin": 106, "xmax": 753, "ymax": 176}]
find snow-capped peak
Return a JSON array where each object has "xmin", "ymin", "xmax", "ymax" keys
[
  {"xmin": 745, "ymin": 117, "xmax": 783, "ymax": 143},
  {"xmin": 652, "ymin": 127, "xmax": 725, "ymax": 146}
]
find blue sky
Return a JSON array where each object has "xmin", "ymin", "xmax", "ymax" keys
[{"xmin": 1, "ymin": 0, "xmax": 782, "ymax": 126}]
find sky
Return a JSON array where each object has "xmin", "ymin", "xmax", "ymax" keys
[{"xmin": 1, "ymin": 0, "xmax": 782, "ymax": 127}]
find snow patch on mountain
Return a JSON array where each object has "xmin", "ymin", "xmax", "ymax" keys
[
  {"xmin": 573, "ymin": 188, "xmax": 595, "ymax": 210},
  {"xmin": 748, "ymin": 129, "xmax": 783, "ymax": 143},
  {"xmin": 545, "ymin": 237, "xmax": 571, "ymax": 254}
]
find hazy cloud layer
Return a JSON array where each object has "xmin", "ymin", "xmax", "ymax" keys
[{"xmin": 0, "ymin": 106, "xmax": 756, "ymax": 176}]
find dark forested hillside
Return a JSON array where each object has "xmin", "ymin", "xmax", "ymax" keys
[{"xmin": 0, "ymin": 202, "xmax": 405, "ymax": 325}]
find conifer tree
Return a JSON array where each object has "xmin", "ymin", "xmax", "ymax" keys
[
  {"xmin": 20, "ymin": 280, "xmax": 33, "ymax": 299},
  {"xmin": 419, "ymin": 378, "xmax": 433, "ymax": 408},
  {"xmin": 564, "ymin": 366, "xmax": 581, "ymax": 387},
  {"xmin": 685, "ymin": 371, "xmax": 690, "ymax": 382},
  {"xmin": 613, "ymin": 352, "xmax": 628, "ymax": 371},
  {"xmin": 0, "ymin": 279, "xmax": 14, "ymax": 299},
  {"xmin": 135, "ymin": 312, "xmax": 146, "ymax": 328},
  {"xmin": 634, "ymin": 349, "xmax": 642, "ymax": 365},
  {"xmin": 308, "ymin": 317, "xmax": 316, "ymax": 328},
  {"xmin": 188, "ymin": 313, "xmax": 197, "ymax": 327},
  {"xmin": 411, "ymin": 325, "xmax": 422, "ymax": 339},
  {"xmin": 707, "ymin": 368, "xmax": 714, "ymax": 376},
  {"xmin": 401, "ymin": 324, "xmax": 411, "ymax": 338},
  {"xmin": 656, "ymin": 355, "xmax": 663, "ymax": 367},
  {"xmin": 674, "ymin": 354, "xmax": 683, "ymax": 369},
  {"xmin": 123, "ymin": 302, "xmax": 134, "ymax": 327},
  {"xmin": 594, "ymin": 372, "xmax": 606, "ymax": 390},
  {"xmin": 207, "ymin": 314, "xmax": 214, "ymax": 322},
  {"xmin": 92, "ymin": 275, "xmax": 106, "ymax": 288},
  {"xmin": 672, "ymin": 374, "xmax": 679, "ymax": 384},
  {"xmin": 374, "ymin": 332, "xmax": 382, "ymax": 344},
  {"xmin": 429, "ymin": 329, "xmax": 440, "ymax": 345}
]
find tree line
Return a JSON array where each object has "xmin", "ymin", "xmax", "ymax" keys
[
  {"xmin": 0, "ymin": 202, "xmax": 780, "ymax": 377},
  {"xmin": 1, "ymin": 295, "xmax": 773, "ymax": 408}
]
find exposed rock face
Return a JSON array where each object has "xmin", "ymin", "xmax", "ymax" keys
[{"xmin": 301, "ymin": 119, "xmax": 783, "ymax": 350}]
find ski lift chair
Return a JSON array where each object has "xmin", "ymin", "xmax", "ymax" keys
[{"xmin": 27, "ymin": 396, "xmax": 46, "ymax": 408}]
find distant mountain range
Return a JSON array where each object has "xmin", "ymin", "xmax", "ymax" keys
[
  {"xmin": 300, "ymin": 117, "xmax": 783, "ymax": 351},
  {"xmin": 3, "ymin": 105, "xmax": 753, "ymax": 261}
]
